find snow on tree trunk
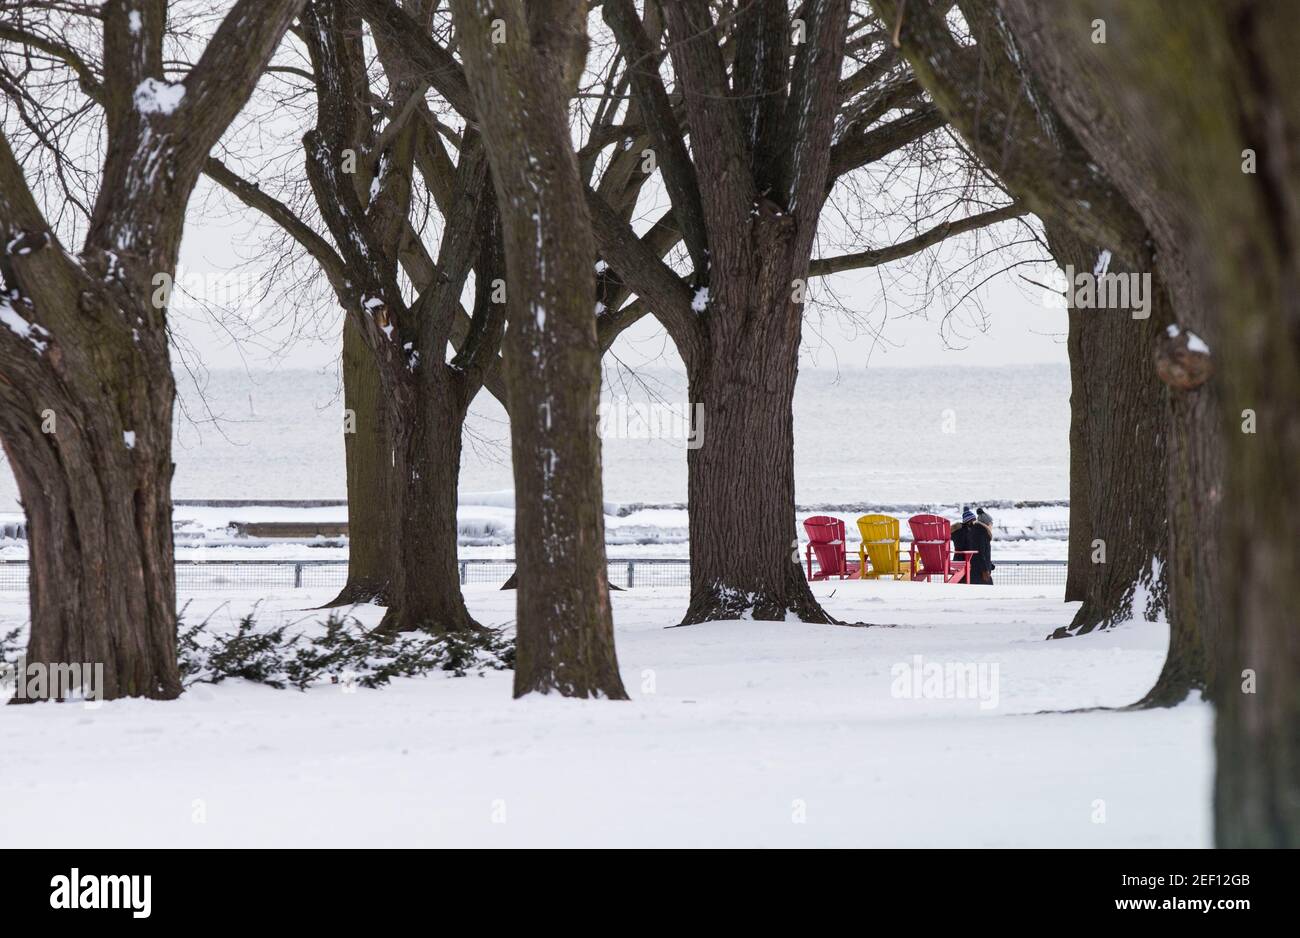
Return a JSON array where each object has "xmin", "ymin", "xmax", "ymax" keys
[{"xmin": 454, "ymin": 0, "xmax": 627, "ymax": 699}]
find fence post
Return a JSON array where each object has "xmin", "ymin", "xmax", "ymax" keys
[
  {"xmin": 294, "ymin": 563, "xmax": 303, "ymax": 588},
  {"xmin": 460, "ymin": 561, "xmax": 468, "ymax": 585},
  {"xmin": 627, "ymin": 560, "xmax": 635, "ymax": 589}
]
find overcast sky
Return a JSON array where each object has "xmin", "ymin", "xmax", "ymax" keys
[{"xmin": 172, "ymin": 176, "xmax": 1068, "ymax": 377}]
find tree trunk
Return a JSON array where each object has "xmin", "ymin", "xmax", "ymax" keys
[
  {"xmin": 1147, "ymin": 379, "xmax": 1220, "ymax": 705},
  {"xmin": 1047, "ymin": 210, "xmax": 1210, "ymax": 711},
  {"xmin": 1063, "ymin": 279, "xmax": 1091, "ymax": 605},
  {"xmin": 0, "ymin": 314, "xmax": 180, "ymax": 702},
  {"xmin": 683, "ymin": 372, "xmax": 827, "ymax": 625},
  {"xmin": 877, "ymin": 0, "xmax": 1222, "ymax": 706},
  {"xmin": 678, "ymin": 198, "xmax": 835, "ymax": 626},
  {"xmin": 1205, "ymin": 2, "xmax": 1299, "ymax": 847},
  {"xmin": 297, "ymin": 0, "xmax": 502, "ymax": 636},
  {"xmin": 374, "ymin": 372, "xmax": 480, "ymax": 635},
  {"xmin": 329, "ymin": 316, "xmax": 395, "ymax": 606},
  {"xmin": 1215, "ymin": 296, "xmax": 1300, "ymax": 844},
  {"xmin": 879, "ymin": 0, "xmax": 1226, "ymax": 708},
  {"xmin": 1043, "ymin": 224, "xmax": 1170, "ymax": 640},
  {"xmin": 648, "ymin": 1, "xmax": 846, "ymax": 626},
  {"xmin": 454, "ymin": 0, "xmax": 628, "ymax": 699}
]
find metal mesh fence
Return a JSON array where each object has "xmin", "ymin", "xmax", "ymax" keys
[
  {"xmin": 461, "ymin": 561, "xmax": 516, "ymax": 586},
  {"xmin": 0, "ymin": 558, "xmax": 1066, "ymax": 592},
  {"xmin": 0, "ymin": 562, "xmax": 26, "ymax": 592},
  {"xmin": 991, "ymin": 562, "xmax": 1068, "ymax": 586},
  {"xmin": 176, "ymin": 562, "xmax": 312, "ymax": 592}
]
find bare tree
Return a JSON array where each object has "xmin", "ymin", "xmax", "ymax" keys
[
  {"xmin": 873, "ymin": 0, "xmax": 1214, "ymax": 708},
  {"xmin": 0, "ymin": 0, "xmax": 305, "ymax": 701},
  {"xmin": 209, "ymin": 0, "xmax": 670, "ymax": 635},
  {"xmin": 594, "ymin": 1, "xmax": 1024, "ymax": 624},
  {"xmin": 206, "ymin": 0, "xmax": 509, "ymax": 635},
  {"xmin": 453, "ymin": 0, "xmax": 627, "ymax": 699}
]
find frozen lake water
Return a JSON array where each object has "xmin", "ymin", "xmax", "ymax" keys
[{"xmin": 0, "ymin": 363, "xmax": 1070, "ymax": 511}]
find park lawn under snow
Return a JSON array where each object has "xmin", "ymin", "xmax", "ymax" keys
[{"xmin": 0, "ymin": 580, "xmax": 1210, "ymax": 848}]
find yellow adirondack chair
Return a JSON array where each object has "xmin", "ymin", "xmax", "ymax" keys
[{"xmin": 856, "ymin": 514, "xmax": 913, "ymax": 580}]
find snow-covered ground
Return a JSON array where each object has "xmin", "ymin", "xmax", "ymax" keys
[{"xmin": 0, "ymin": 580, "xmax": 1209, "ymax": 848}]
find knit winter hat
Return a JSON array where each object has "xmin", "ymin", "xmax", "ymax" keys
[
  {"xmin": 961, "ymin": 506, "xmax": 976, "ymax": 523},
  {"xmin": 977, "ymin": 508, "xmax": 993, "ymax": 526}
]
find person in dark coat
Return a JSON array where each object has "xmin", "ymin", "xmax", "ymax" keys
[
  {"xmin": 974, "ymin": 508, "xmax": 995, "ymax": 584},
  {"xmin": 951, "ymin": 506, "xmax": 994, "ymax": 584}
]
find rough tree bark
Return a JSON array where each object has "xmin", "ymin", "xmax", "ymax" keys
[
  {"xmin": 0, "ymin": 0, "xmax": 305, "ymax": 701},
  {"xmin": 1155, "ymin": 369, "xmax": 1221, "ymax": 705},
  {"xmin": 1043, "ymin": 223, "xmax": 1170, "ymax": 639},
  {"xmin": 1063, "ymin": 268, "xmax": 1092, "ymax": 607},
  {"xmin": 1200, "ymin": 0, "xmax": 1300, "ymax": 850},
  {"xmin": 335, "ymin": 316, "xmax": 394, "ymax": 605},
  {"xmin": 681, "ymin": 227, "xmax": 829, "ymax": 624},
  {"xmin": 378, "ymin": 203, "xmax": 508, "ymax": 636},
  {"xmin": 453, "ymin": 0, "xmax": 628, "ymax": 698},
  {"xmin": 992, "ymin": 0, "xmax": 1297, "ymax": 845}
]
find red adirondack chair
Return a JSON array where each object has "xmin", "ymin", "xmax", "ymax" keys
[
  {"xmin": 803, "ymin": 516, "xmax": 861, "ymax": 581},
  {"xmin": 907, "ymin": 514, "xmax": 975, "ymax": 583}
]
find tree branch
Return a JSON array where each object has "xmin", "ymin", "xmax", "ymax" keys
[
  {"xmin": 357, "ymin": 0, "xmax": 475, "ymax": 119},
  {"xmin": 870, "ymin": 0, "xmax": 1148, "ymax": 260},
  {"xmin": 780, "ymin": 0, "xmax": 849, "ymax": 226},
  {"xmin": 603, "ymin": 0, "xmax": 708, "ymax": 273},
  {"xmin": 176, "ymin": 0, "xmax": 307, "ymax": 164},
  {"xmin": 203, "ymin": 155, "xmax": 349, "ymax": 294},
  {"xmin": 584, "ymin": 185, "xmax": 700, "ymax": 357},
  {"xmin": 809, "ymin": 201, "xmax": 1027, "ymax": 276},
  {"xmin": 0, "ymin": 23, "xmax": 102, "ymax": 100},
  {"xmin": 828, "ymin": 103, "xmax": 944, "ymax": 182},
  {"xmin": 661, "ymin": 0, "xmax": 752, "ymax": 240}
]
